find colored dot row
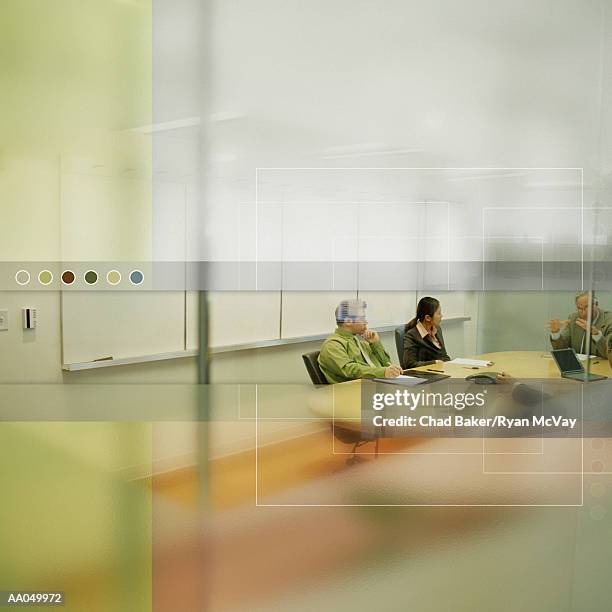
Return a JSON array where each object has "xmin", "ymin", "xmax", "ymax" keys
[{"xmin": 15, "ymin": 270, "xmax": 144, "ymax": 286}]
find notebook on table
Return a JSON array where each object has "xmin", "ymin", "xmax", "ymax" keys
[{"xmin": 373, "ymin": 372, "xmax": 450, "ymax": 386}]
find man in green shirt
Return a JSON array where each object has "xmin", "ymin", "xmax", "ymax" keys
[{"xmin": 318, "ymin": 299, "xmax": 403, "ymax": 383}]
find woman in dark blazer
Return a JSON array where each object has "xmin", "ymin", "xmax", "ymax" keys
[{"xmin": 402, "ymin": 297, "xmax": 451, "ymax": 368}]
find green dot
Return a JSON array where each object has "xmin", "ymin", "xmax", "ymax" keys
[
  {"xmin": 84, "ymin": 270, "xmax": 98, "ymax": 285},
  {"xmin": 38, "ymin": 270, "xmax": 53, "ymax": 285}
]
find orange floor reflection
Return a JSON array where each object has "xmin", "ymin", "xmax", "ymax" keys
[{"xmin": 151, "ymin": 430, "xmax": 419, "ymax": 511}]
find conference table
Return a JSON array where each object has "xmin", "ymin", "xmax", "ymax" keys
[
  {"xmin": 310, "ymin": 351, "xmax": 612, "ymax": 429},
  {"xmin": 433, "ymin": 350, "xmax": 612, "ymax": 379},
  {"xmin": 304, "ymin": 350, "xmax": 606, "ymax": 510}
]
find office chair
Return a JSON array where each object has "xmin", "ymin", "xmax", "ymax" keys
[
  {"xmin": 302, "ymin": 351, "xmax": 328, "ymax": 386},
  {"xmin": 302, "ymin": 351, "xmax": 378, "ymax": 465},
  {"xmin": 394, "ymin": 325, "xmax": 406, "ymax": 369}
]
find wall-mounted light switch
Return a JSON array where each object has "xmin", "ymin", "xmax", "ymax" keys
[{"xmin": 0, "ymin": 309, "xmax": 7, "ymax": 331}]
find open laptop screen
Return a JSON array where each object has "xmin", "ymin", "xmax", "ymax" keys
[{"xmin": 551, "ymin": 348, "xmax": 583, "ymax": 373}]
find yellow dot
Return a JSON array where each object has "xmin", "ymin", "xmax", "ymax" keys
[{"xmin": 107, "ymin": 270, "xmax": 121, "ymax": 285}]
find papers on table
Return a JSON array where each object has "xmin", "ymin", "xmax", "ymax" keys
[
  {"xmin": 373, "ymin": 375, "xmax": 426, "ymax": 386},
  {"xmin": 447, "ymin": 358, "xmax": 493, "ymax": 367}
]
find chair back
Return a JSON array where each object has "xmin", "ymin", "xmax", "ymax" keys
[
  {"xmin": 395, "ymin": 325, "xmax": 406, "ymax": 368},
  {"xmin": 302, "ymin": 351, "xmax": 329, "ymax": 385}
]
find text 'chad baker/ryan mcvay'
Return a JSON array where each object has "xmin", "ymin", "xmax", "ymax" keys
[{"xmin": 371, "ymin": 414, "xmax": 577, "ymax": 428}]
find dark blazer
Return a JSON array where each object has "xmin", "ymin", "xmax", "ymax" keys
[{"xmin": 402, "ymin": 325, "xmax": 450, "ymax": 369}]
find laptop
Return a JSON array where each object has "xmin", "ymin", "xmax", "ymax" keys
[{"xmin": 551, "ymin": 348, "xmax": 607, "ymax": 382}]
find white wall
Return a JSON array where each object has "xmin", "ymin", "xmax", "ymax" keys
[{"xmin": 202, "ymin": 0, "xmax": 612, "ymax": 267}]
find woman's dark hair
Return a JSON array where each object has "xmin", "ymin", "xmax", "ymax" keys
[{"xmin": 406, "ymin": 297, "xmax": 440, "ymax": 330}]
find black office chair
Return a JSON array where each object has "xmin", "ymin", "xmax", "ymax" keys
[
  {"xmin": 302, "ymin": 351, "xmax": 328, "ymax": 386},
  {"xmin": 394, "ymin": 325, "xmax": 406, "ymax": 369},
  {"xmin": 302, "ymin": 351, "xmax": 378, "ymax": 465}
]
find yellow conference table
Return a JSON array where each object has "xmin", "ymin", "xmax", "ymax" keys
[
  {"xmin": 426, "ymin": 350, "xmax": 612, "ymax": 379},
  {"xmin": 310, "ymin": 351, "xmax": 612, "ymax": 428}
]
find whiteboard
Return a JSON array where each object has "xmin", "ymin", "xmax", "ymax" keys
[
  {"xmin": 60, "ymin": 161, "xmax": 191, "ymax": 365},
  {"xmin": 281, "ymin": 292, "xmax": 357, "ymax": 339},
  {"xmin": 358, "ymin": 291, "xmax": 416, "ymax": 329},
  {"xmin": 61, "ymin": 291, "xmax": 186, "ymax": 364},
  {"xmin": 58, "ymin": 166, "xmax": 471, "ymax": 361},
  {"xmin": 208, "ymin": 292, "xmax": 281, "ymax": 347}
]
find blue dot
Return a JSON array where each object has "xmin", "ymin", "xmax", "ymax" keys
[{"xmin": 130, "ymin": 270, "xmax": 144, "ymax": 285}]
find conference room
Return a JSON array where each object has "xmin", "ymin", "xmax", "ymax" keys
[
  {"xmin": 3, "ymin": 0, "xmax": 612, "ymax": 610},
  {"xmin": 3, "ymin": 136, "xmax": 612, "ymax": 612}
]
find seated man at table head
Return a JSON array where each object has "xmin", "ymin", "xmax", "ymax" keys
[
  {"xmin": 548, "ymin": 292, "xmax": 612, "ymax": 358},
  {"xmin": 403, "ymin": 296, "xmax": 451, "ymax": 369},
  {"xmin": 318, "ymin": 299, "xmax": 402, "ymax": 384}
]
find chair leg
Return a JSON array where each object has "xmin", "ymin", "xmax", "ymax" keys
[{"xmin": 347, "ymin": 440, "xmax": 367, "ymax": 465}]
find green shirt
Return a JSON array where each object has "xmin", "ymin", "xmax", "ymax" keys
[{"xmin": 318, "ymin": 327, "xmax": 391, "ymax": 383}]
